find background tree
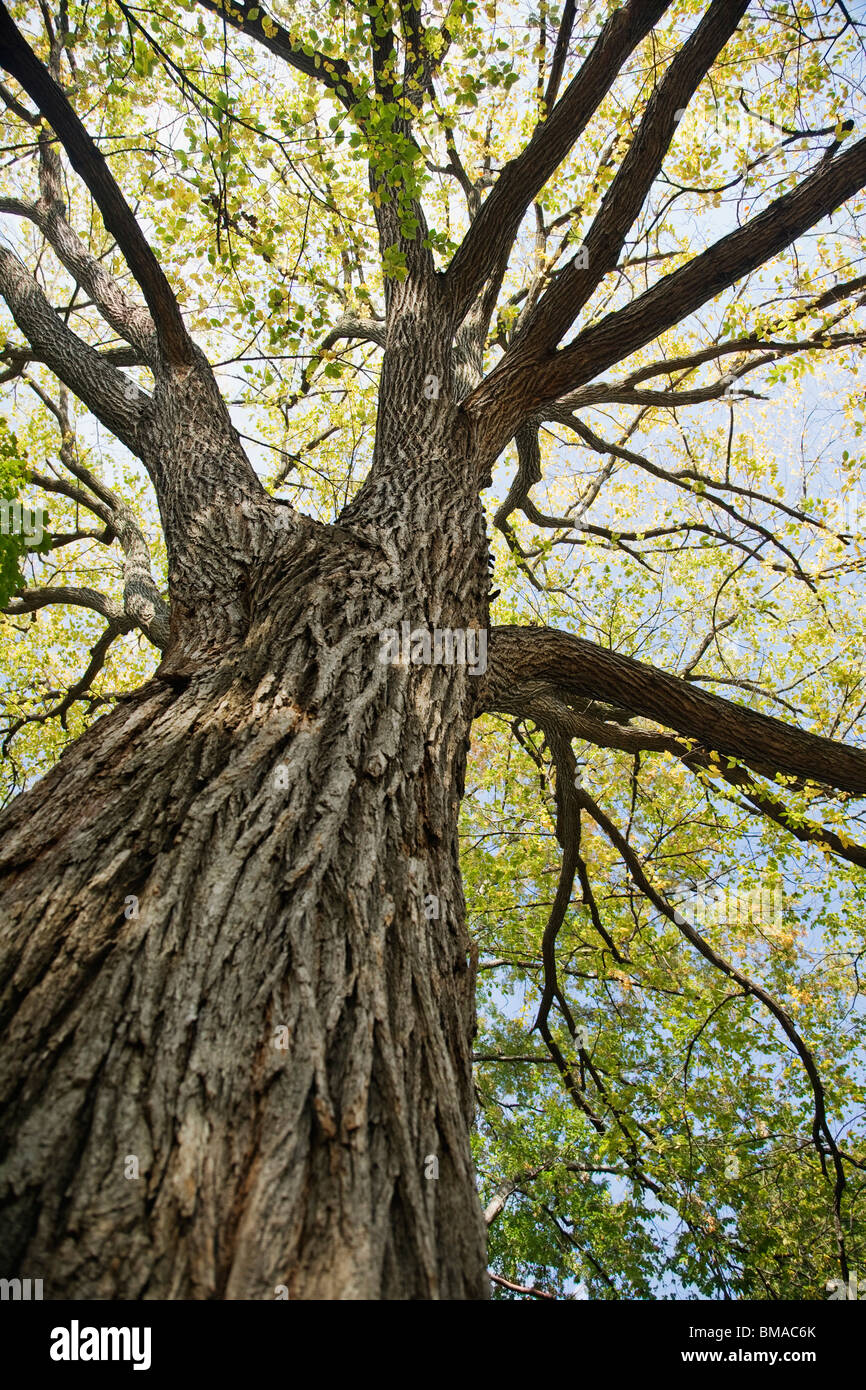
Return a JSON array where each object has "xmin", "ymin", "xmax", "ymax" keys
[{"xmin": 1, "ymin": 0, "xmax": 865, "ymax": 1299}]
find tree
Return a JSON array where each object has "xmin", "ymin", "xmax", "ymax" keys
[{"xmin": 1, "ymin": 0, "xmax": 865, "ymax": 1299}]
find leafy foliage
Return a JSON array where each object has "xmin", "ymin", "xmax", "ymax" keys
[{"xmin": 2, "ymin": 0, "xmax": 866, "ymax": 1297}]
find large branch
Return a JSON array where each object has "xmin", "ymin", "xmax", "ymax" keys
[
  {"xmin": 1, "ymin": 341, "xmax": 143, "ymax": 371},
  {"xmin": 320, "ymin": 313, "xmax": 387, "ymax": 351},
  {"xmin": 542, "ymin": 281, "xmax": 866, "ymax": 413},
  {"xmin": 0, "ymin": 246, "xmax": 147, "ymax": 453},
  {"xmin": 485, "ymin": 676, "xmax": 866, "ymax": 869},
  {"xmin": 193, "ymin": 0, "xmax": 359, "ymax": 107},
  {"xmin": 32, "ymin": 135, "xmax": 156, "ymax": 361},
  {"xmin": 443, "ymin": 0, "xmax": 673, "ymax": 327},
  {"xmin": 4, "ymin": 584, "xmax": 128, "ymax": 623},
  {"xmin": 0, "ymin": 163, "xmax": 157, "ymax": 363},
  {"xmin": 0, "ymin": 3, "xmax": 191, "ymax": 365},
  {"xmin": 483, "ymin": 626, "xmax": 866, "ymax": 795},
  {"xmin": 513, "ymin": 0, "xmax": 751, "ymax": 355},
  {"xmin": 466, "ymin": 134, "xmax": 866, "ymax": 458},
  {"xmin": 542, "ymin": 0, "xmax": 578, "ymax": 114},
  {"xmin": 24, "ymin": 381, "xmax": 170, "ymax": 648},
  {"xmin": 5, "ymin": 571, "xmax": 166, "ymax": 647},
  {"xmin": 193, "ymin": 0, "xmax": 433, "ymax": 296}
]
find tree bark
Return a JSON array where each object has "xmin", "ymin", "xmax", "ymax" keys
[
  {"xmin": 4, "ymin": 0, "xmax": 866, "ymax": 1306},
  {"xmin": 0, "ymin": 381, "xmax": 492, "ymax": 1299}
]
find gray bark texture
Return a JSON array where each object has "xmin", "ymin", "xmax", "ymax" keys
[
  {"xmin": 0, "ymin": 323, "xmax": 493, "ymax": 1297},
  {"xmin": 4, "ymin": 0, "xmax": 866, "ymax": 1303}
]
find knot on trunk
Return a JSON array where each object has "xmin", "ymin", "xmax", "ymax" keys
[{"xmin": 365, "ymin": 750, "xmax": 388, "ymax": 778}]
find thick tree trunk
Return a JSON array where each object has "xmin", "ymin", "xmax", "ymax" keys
[{"xmin": 0, "ymin": 387, "xmax": 491, "ymax": 1297}]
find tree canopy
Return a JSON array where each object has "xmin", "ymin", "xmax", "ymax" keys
[{"xmin": 2, "ymin": 0, "xmax": 866, "ymax": 1299}]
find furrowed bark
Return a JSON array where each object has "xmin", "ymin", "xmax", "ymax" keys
[
  {"xmin": 0, "ymin": 317, "xmax": 492, "ymax": 1299},
  {"xmin": 3, "ymin": 0, "xmax": 866, "ymax": 1307}
]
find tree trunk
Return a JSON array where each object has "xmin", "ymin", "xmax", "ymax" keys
[{"xmin": 0, "ymin": 376, "xmax": 492, "ymax": 1298}]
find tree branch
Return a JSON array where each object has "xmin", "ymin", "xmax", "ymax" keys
[
  {"xmin": 193, "ymin": 0, "xmax": 359, "ymax": 108},
  {"xmin": 320, "ymin": 313, "xmax": 387, "ymax": 351},
  {"xmin": 574, "ymin": 782, "xmax": 849, "ymax": 1281},
  {"xmin": 488, "ymin": 1271, "xmax": 558, "ymax": 1299},
  {"xmin": 515, "ymin": 0, "xmax": 751, "ymax": 356},
  {"xmin": 0, "ymin": 246, "xmax": 148, "ymax": 453},
  {"xmin": 465, "ymin": 134, "xmax": 866, "ymax": 457},
  {"xmin": 542, "ymin": 0, "xmax": 577, "ymax": 115},
  {"xmin": 444, "ymin": 0, "xmax": 673, "ymax": 327},
  {"xmin": 21, "ymin": 132, "xmax": 158, "ymax": 362},
  {"xmin": 4, "ymin": 584, "xmax": 127, "ymax": 623},
  {"xmin": 482, "ymin": 626, "xmax": 866, "ymax": 794},
  {"xmin": 0, "ymin": 620, "xmax": 128, "ymax": 750},
  {"xmin": 21, "ymin": 383, "xmax": 169, "ymax": 648},
  {"xmin": 0, "ymin": 3, "xmax": 191, "ymax": 365}
]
